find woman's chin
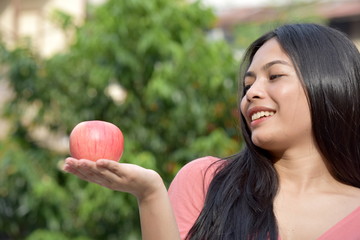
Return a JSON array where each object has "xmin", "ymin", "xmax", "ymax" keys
[{"xmin": 251, "ymin": 134, "xmax": 278, "ymax": 151}]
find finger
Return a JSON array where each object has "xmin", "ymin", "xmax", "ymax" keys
[
  {"xmin": 64, "ymin": 158, "xmax": 126, "ymax": 189},
  {"xmin": 64, "ymin": 157, "xmax": 79, "ymax": 166},
  {"xmin": 64, "ymin": 163, "xmax": 91, "ymax": 181},
  {"xmin": 95, "ymin": 160, "xmax": 141, "ymax": 191},
  {"xmin": 95, "ymin": 160, "xmax": 128, "ymax": 185},
  {"xmin": 96, "ymin": 159, "xmax": 129, "ymax": 177},
  {"xmin": 65, "ymin": 158, "xmax": 106, "ymax": 184},
  {"xmin": 63, "ymin": 157, "xmax": 81, "ymax": 173},
  {"xmin": 75, "ymin": 159, "xmax": 113, "ymax": 184},
  {"xmin": 64, "ymin": 157, "xmax": 94, "ymax": 172}
]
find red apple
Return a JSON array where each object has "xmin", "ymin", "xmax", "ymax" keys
[{"xmin": 69, "ymin": 120, "xmax": 124, "ymax": 162}]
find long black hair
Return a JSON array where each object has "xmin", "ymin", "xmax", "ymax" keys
[{"xmin": 186, "ymin": 23, "xmax": 360, "ymax": 240}]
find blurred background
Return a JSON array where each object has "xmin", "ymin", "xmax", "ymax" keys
[{"xmin": 0, "ymin": 0, "xmax": 359, "ymax": 239}]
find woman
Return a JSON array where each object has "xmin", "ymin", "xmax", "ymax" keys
[{"xmin": 63, "ymin": 23, "xmax": 360, "ymax": 240}]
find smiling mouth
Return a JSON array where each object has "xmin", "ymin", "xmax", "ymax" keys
[{"xmin": 251, "ymin": 111, "xmax": 275, "ymax": 121}]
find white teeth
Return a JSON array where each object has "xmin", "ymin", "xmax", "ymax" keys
[{"xmin": 251, "ymin": 111, "xmax": 274, "ymax": 121}]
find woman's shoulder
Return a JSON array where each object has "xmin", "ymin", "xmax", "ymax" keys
[
  {"xmin": 169, "ymin": 156, "xmax": 226, "ymax": 196},
  {"xmin": 175, "ymin": 156, "xmax": 225, "ymax": 179},
  {"xmin": 181, "ymin": 155, "xmax": 223, "ymax": 168},
  {"xmin": 169, "ymin": 156, "xmax": 226, "ymax": 238}
]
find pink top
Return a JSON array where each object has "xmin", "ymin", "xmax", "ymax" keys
[
  {"xmin": 168, "ymin": 156, "xmax": 223, "ymax": 239},
  {"xmin": 168, "ymin": 156, "xmax": 360, "ymax": 240},
  {"xmin": 317, "ymin": 206, "xmax": 360, "ymax": 240}
]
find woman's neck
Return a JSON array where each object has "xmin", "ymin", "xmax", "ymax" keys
[{"xmin": 273, "ymin": 148, "xmax": 339, "ymax": 194}]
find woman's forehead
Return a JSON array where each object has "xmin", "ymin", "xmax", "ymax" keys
[{"xmin": 249, "ymin": 39, "xmax": 291, "ymax": 70}]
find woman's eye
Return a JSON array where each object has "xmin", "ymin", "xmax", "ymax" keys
[
  {"xmin": 243, "ymin": 85, "xmax": 251, "ymax": 94},
  {"xmin": 269, "ymin": 74, "xmax": 284, "ymax": 80}
]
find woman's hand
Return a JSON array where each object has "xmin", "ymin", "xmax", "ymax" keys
[
  {"xmin": 63, "ymin": 157, "xmax": 163, "ymax": 201},
  {"xmin": 63, "ymin": 157, "xmax": 180, "ymax": 240}
]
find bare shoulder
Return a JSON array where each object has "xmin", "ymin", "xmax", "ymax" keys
[
  {"xmin": 334, "ymin": 183, "xmax": 360, "ymax": 211},
  {"xmin": 344, "ymin": 184, "xmax": 360, "ymax": 204}
]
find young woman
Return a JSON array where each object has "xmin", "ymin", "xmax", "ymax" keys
[{"xmin": 63, "ymin": 23, "xmax": 360, "ymax": 240}]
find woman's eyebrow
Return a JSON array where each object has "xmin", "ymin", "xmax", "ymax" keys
[
  {"xmin": 244, "ymin": 71, "xmax": 255, "ymax": 78},
  {"xmin": 262, "ymin": 60, "xmax": 291, "ymax": 70},
  {"xmin": 244, "ymin": 60, "xmax": 291, "ymax": 79}
]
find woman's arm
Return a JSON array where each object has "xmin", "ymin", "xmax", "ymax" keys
[
  {"xmin": 63, "ymin": 157, "xmax": 180, "ymax": 240},
  {"xmin": 137, "ymin": 171, "xmax": 180, "ymax": 240}
]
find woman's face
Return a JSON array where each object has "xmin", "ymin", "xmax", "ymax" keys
[{"xmin": 240, "ymin": 38, "xmax": 312, "ymax": 155}]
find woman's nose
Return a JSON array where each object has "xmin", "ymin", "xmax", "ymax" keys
[{"xmin": 245, "ymin": 80, "xmax": 265, "ymax": 101}]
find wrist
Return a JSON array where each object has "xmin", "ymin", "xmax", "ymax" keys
[{"xmin": 136, "ymin": 169, "xmax": 167, "ymax": 203}]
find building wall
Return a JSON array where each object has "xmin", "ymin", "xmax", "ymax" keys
[{"xmin": 0, "ymin": 0, "xmax": 88, "ymax": 57}]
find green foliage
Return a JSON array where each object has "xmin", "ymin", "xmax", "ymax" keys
[{"xmin": 0, "ymin": 0, "xmax": 239, "ymax": 239}]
